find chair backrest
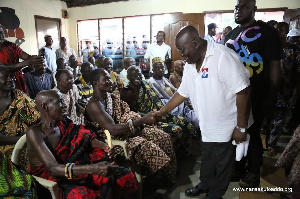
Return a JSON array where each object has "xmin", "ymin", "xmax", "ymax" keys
[
  {"xmin": 104, "ymin": 129, "xmax": 129, "ymax": 159},
  {"xmin": 11, "ymin": 135, "xmax": 30, "ymax": 172}
]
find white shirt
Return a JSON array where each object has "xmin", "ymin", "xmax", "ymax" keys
[
  {"xmin": 204, "ymin": 34, "xmax": 215, "ymax": 42},
  {"xmin": 144, "ymin": 42, "xmax": 171, "ymax": 73},
  {"xmin": 41, "ymin": 46, "xmax": 57, "ymax": 72},
  {"xmin": 82, "ymin": 48, "xmax": 92, "ymax": 63},
  {"xmin": 177, "ymin": 42, "xmax": 250, "ymax": 142},
  {"xmin": 55, "ymin": 47, "xmax": 77, "ymax": 63}
]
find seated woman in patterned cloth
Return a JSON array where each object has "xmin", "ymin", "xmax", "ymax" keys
[
  {"xmin": 85, "ymin": 68, "xmax": 177, "ymax": 183},
  {"xmin": 120, "ymin": 66, "xmax": 197, "ymax": 152},
  {"xmin": 0, "ymin": 68, "xmax": 40, "ymax": 158},
  {"xmin": 27, "ymin": 90, "xmax": 137, "ymax": 199},
  {"xmin": 0, "ymin": 152, "xmax": 37, "ymax": 198}
]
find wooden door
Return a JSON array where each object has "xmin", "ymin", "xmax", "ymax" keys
[{"xmin": 164, "ymin": 13, "xmax": 205, "ymax": 72}]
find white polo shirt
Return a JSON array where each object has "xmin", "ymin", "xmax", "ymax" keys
[
  {"xmin": 177, "ymin": 42, "xmax": 250, "ymax": 142},
  {"xmin": 144, "ymin": 42, "xmax": 171, "ymax": 73}
]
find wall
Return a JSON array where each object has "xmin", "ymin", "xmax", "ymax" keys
[
  {"xmin": 67, "ymin": 0, "xmax": 300, "ymax": 52},
  {"xmin": 0, "ymin": 0, "xmax": 299, "ymax": 53},
  {"xmin": 0, "ymin": 0, "xmax": 68, "ymax": 55}
]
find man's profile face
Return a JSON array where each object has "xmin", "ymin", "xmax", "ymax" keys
[
  {"xmin": 174, "ymin": 61, "xmax": 184, "ymax": 73},
  {"xmin": 59, "ymin": 71, "xmax": 74, "ymax": 91},
  {"xmin": 47, "ymin": 92, "xmax": 68, "ymax": 121},
  {"xmin": 98, "ymin": 71, "xmax": 113, "ymax": 93},
  {"xmin": 234, "ymin": 0, "xmax": 256, "ymax": 24},
  {"xmin": 176, "ymin": 34, "xmax": 197, "ymax": 64},
  {"xmin": 212, "ymin": 27, "xmax": 218, "ymax": 36}
]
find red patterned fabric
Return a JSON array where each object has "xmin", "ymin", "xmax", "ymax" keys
[
  {"xmin": 30, "ymin": 119, "xmax": 137, "ymax": 199},
  {"xmin": 0, "ymin": 40, "xmax": 27, "ymax": 93}
]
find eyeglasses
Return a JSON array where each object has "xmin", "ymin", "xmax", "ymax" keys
[{"xmin": 177, "ymin": 38, "xmax": 198, "ymax": 54}]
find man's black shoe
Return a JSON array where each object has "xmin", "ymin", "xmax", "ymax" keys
[
  {"xmin": 202, "ymin": 195, "xmax": 223, "ymax": 199},
  {"xmin": 185, "ymin": 183, "xmax": 208, "ymax": 197},
  {"xmin": 239, "ymin": 172, "xmax": 260, "ymax": 188}
]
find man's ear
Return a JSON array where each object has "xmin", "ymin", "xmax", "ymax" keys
[
  {"xmin": 41, "ymin": 102, "xmax": 48, "ymax": 111},
  {"xmin": 254, "ymin": 6, "xmax": 257, "ymax": 12},
  {"xmin": 193, "ymin": 38, "xmax": 201, "ymax": 49}
]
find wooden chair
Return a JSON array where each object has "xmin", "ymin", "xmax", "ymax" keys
[
  {"xmin": 11, "ymin": 135, "xmax": 60, "ymax": 199},
  {"xmin": 104, "ymin": 130, "xmax": 143, "ymax": 199}
]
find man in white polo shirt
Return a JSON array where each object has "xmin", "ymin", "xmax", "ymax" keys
[
  {"xmin": 144, "ymin": 31, "xmax": 171, "ymax": 76},
  {"xmin": 153, "ymin": 25, "xmax": 251, "ymax": 199}
]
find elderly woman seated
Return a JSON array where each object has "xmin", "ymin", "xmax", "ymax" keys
[
  {"xmin": 27, "ymin": 90, "xmax": 137, "ymax": 199},
  {"xmin": 148, "ymin": 57, "xmax": 199, "ymax": 127},
  {"xmin": 120, "ymin": 66, "xmax": 197, "ymax": 152},
  {"xmin": 85, "ymin": 68, "xmax": 177, "ymax": 183}
]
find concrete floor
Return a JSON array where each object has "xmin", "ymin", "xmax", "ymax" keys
[{"xmin": 142, "ymin": 134, "xmax": 294, "ymax": 199}]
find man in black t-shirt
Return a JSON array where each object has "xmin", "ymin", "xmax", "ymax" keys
[{"xmin": 225, "ymin": 0, "xmax": 282, "ymax": 188}]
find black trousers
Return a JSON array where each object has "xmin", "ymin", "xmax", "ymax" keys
[
  {"xmin": 234, "ymin": 121, "xmax": 264, "ymax": 176},
  {"xmin": 200, "ymin": 141, "xmax": 235, "ymax": 199}
]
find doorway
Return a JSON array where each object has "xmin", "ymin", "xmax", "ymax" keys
[{"xmin": 34, "ymin": 15, "xmax": 61, "ymax": 51}]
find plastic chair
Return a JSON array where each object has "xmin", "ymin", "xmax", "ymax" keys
[
  {"xmin": 104, "ymin": 130, "xmax": 143, "ymax": 199},
  {"xmin": 11, "ymin": 135, "xmax": 60, "ymax": 199}
]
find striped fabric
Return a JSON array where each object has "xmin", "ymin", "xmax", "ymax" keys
[
  {"xmin": 74, "ymin": 75, "xmax": 93, "ymax": 107},
  {"xmin": 0, "ymin": 41, "xmax": 26, "ymax": 93}
]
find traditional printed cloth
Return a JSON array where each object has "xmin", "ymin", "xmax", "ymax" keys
[
  {"xmin": 110, "ymin": 71, "xmax": 124, "ymax": 97},
  {"xmin": 0, "ymin": 152, "xmax": 36, "ymax": 199},
  {"xmin": 29, "ymin": 119, "xmax": 137, "ymax": 199},
  {"xmin": 74, "ymin": 75, "xmax": 93, "ymax": 108},
  {"xmin": 53, "ymin": 85, "xmax": 84, "ymax": 125},
  {"xmin": 85, "ymin": 93, "xmax": 177, "ymax": 182},
  {"xmin": 0, "ymin": 41, "xmax": 27, "ymax": 93},
  {"xmin": 0, "ymin": 90, "xmax": 40, "ymax": 158},
  {"xmin": 134, "ymin": 80, "xmax": 196, "ymax": 151},
  {"xmin": 260, "ymin": 43, "xmax": 300, "ymax": 149},
  {"xmin": 275, "ymin": 125, "xmax": 300, "ymax": 187}
]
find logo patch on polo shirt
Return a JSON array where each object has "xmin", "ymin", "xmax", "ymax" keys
[{"xmin": 201, "ymin": 68, "xmax": 208, "ymax": 78}]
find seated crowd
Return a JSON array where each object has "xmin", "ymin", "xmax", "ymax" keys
[{"xmin": 0, "ymin": 20, "xmax": 299, "ymax": 199}]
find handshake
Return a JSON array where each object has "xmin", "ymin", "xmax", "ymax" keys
[{"xmin": 140, "ymin": 111, "xmax": 165, "ymax": 125}]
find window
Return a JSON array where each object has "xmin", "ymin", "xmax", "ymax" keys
[
  {"xmin": 77, "ymin": 19, "xmax": 99, "ymax": 56},
  {"xmin": 204, "ymin": 11, "xmax": 284, "ymax": 36},
  {"xmin": 77, "ymin": 14, "xmax": 166, "ymax": 73}
]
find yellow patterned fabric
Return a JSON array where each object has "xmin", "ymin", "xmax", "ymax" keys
[
  {"xmin": 152, "ymin": 57, "xmax": 164, "ymax": 65},
  {"xmin": 0, "ymin": 90, "xmax": 40, "ymax": 157}
]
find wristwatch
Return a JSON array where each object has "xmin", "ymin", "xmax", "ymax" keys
[{"xmin": 236, "ymin": 126, "xmax": 247, "ymax": 133}]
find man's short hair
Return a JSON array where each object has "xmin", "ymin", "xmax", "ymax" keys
[
  {"xmin": 55, "ymin": 69, "xmax": 70, "ymax": 80},
  {"xmin": 44, "ymin": 35, "xmax": 51, "ymax": 39},
  {"xmin": 90, "ymin": 68, "xmax": 106, "ymax": 85},
  {"xmin": 207, "ymin": 23, "xmax": 217, "ymax": 31},
  {"xmin": 157, "ymin": 31, "xmax": 166, "ymax": 38}
]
